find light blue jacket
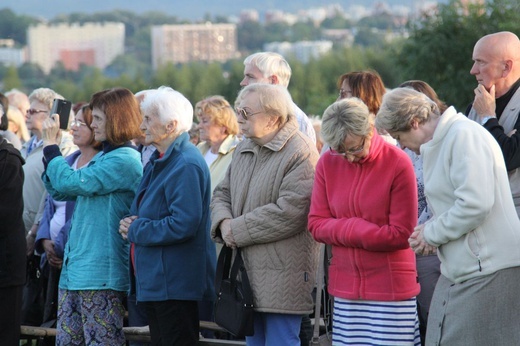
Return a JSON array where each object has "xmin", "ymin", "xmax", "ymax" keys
[{"xmin": 43, "ymin": 144, "xmax": 142, "ymax": 291}]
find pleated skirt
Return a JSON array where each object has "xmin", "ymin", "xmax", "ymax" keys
[{"xmin": 332, "ymin": 297, "xmax": 421, "ymax": 345}]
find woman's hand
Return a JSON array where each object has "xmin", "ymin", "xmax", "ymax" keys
[
  {"xmin": 42, "ymin": 114, "xmax": 62, "ymax": 147},
  {"xmin": 119, "ymin": 215, "xmax": 138, "ymax": 240},
  {"xmin": 409, "ymin": 224, "xmax": 437, "ymax": 255},
  {"xmin": 42, "ymin": 239, "xmax": 63, "ymax": 268},
  {"xmin": 220, "ymin": 219, "xmax": 236, "ymax": 248}
]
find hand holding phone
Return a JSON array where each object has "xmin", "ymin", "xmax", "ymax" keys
[{"xmin": 50, "ymin": 98, "xmax": 72, "ymax": 130}]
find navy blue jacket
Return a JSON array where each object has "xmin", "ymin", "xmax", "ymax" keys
[{"xmin": 128, "ymin": 132, "xmax": 216, "ymax": 302}]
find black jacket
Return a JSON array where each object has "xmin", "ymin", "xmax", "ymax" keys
[{"xmin": 0, "ymin": 138, "xmax": 26, "ymax": 287}]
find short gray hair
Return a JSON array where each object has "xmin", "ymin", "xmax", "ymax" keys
[
  {"xmin": 376, "ymin": 88, "xmax": 440, "ymax": 133},
  {"xmin": 321, "ymin": 98, "xmax": 373, "ymax": 151},
  {"xmin": 28, "ymin": 88, "xmax": 65, "ymax": 110},
  {"xmin": 244, "ymin": 52, "xmax": 292, "ymax": 87},
  {"xmin": 237, "ymin": 83, "xmax": 294, "ymax": 125},
  {"xmin": 140, "ymin": 86, "xmax": 193, "ymax": 134}
]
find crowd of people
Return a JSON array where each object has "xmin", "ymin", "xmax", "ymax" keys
[{"xmin": 1, "ymin": 30, "xmax": 520, "ymax": 346}]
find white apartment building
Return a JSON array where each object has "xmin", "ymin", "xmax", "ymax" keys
[
  {"xmin": 0, "ymin": 39, "xmax": 26, "ymax": 67},
  {"xmin": 151, "ymin": 23, "xmax": 238, "ymax": 69},
  {"xmin": 27, "ymin": 22, "xmax": 125, "ymax": 74}
]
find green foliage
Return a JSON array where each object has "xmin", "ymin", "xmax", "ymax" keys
[
  {"xmin": 397, "ymin": 0, "xmax": 520, "ymax": 111},
  {"xmin": 321, "ymin": 15, "xmax": 352, "ymax": 29},
  {"xmin": 0, "ymin": 8, "xmax": 40, "ymax": 44},
  {"xmin": 2, "ymin": 66, "xmax": 22, "ymax": 90}
]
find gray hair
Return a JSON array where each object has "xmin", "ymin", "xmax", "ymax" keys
[
  {"xmin": 140, "ymin": 86, "xmax": 193, "ymax": 134},
  {"xmin": 376, "ymin": 88, "xmax": 440, "ymax": 133},
  {"xmin": 321, "ymin": 98, "xmax": 373, "ymax": 151},
  {"xmin": 28, "ymin": 88, "xmax": 65, "ymax": 110},
  {"xmin": 237, "ymin": 83, "xmax": 294, "ymax": 125},
  {"xmin": 244, "ymin": 52, "xmax": 292, "ymax": 87}
]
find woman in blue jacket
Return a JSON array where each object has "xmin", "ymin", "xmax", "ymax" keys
[
  {"xmin": 119, "ymin": 86, "xmax": 216, "ymax": 345},
  {"xmin": 41, "ymin": 88, "xmax": 143, "ymax": 346}
]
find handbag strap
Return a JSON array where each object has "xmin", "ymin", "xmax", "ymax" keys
[
  {"xmin": 230, "ymin": 248, "xmax": 254, "ymax": 307},
  {"xmin": 215, "ymin": 245, "xmax": 233, "ymax": 292}
]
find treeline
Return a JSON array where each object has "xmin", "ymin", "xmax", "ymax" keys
[{"xmin": 1, "ymin": 0, "xmax": 519, "ymax": 115}]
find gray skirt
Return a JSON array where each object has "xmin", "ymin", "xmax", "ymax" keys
[{"xmin": 426, "ymin": 266, "xmax": 520, "ymax": 346}]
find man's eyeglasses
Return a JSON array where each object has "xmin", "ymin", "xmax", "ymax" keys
[
  {"xmin": 26, "ymin": 108, "xmax": 48, "ymax": 115},
  {"xmin": 235, "ymin": 107, "xmax": 262, "ymax": 120},
  {"xmin": 71, "ymin": 119, "xmax": 88, "ymax": 128},
  {"xmin": 330, "ymin": 137, "xmax": 366, "ymax": 156}
]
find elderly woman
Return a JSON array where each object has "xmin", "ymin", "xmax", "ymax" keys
[
  {"xmin": 195, "ymin": 95, "xmax": 240, "ymax": 193},
  {"xmin": 41, "ymin": 88, "xmax": 143, "ymax": 345},
  {"xmin": 397, "ymin": 80, "xmax": 446, "ymax": 345},
  {"xmin": 211, "ymin": 83, "xmax": 319, "ymax": 345},
  {"xmin": 308, "ymin": 97, "xmax": 420, "ymax": 345},
  {"xmin": 376, "ymin": 88, "xmax": 520, "ymax": 345},
  {"xmin": 119, "ymin": 87, "xmax": 216, "ymax": 345}
]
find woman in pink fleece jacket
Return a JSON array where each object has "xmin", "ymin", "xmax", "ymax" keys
[{"xmin": 308, "ymin": 97, "xmax": 420, "ymax": 346}]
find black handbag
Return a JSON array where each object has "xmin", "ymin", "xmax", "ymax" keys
[{"xmin": 214, "ymin": 246, "xmax": 254, "ymax": 338}]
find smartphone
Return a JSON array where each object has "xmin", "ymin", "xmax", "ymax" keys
[{"xmin": 50, "ymin": 98, "xmax": 72, "ymax": 130}]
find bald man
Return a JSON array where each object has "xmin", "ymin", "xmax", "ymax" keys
[{"xmin": 466, "ymin": 31, "xmax": 520, "ymax": 215}]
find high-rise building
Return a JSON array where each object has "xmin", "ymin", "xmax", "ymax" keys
[
  {"xmin": 27, "ymin": 22, "xmax": 125, "ymax": 74},
  {"xmin": 151, "ymin": 23, "xmax": 238, "ymax": 69}
]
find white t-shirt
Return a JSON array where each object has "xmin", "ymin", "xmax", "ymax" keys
[{"xmin": 204, "ymin": 150, "xmax": 219, "ymax": 168}]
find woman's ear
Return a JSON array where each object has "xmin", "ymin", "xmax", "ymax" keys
[
  {"xmin": 411, "ymin": 119, "xmax": 420, "ymax": 130},
  {"xmin": 166, "ymin": 120, "xmax": 178, "ymax": 134}
]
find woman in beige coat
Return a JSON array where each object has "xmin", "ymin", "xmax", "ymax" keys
[{"xmin": 211, "ymin": 83, "xmax": 319, "ymax": 345}]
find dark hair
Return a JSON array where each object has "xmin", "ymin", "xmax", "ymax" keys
[
  {"xmin": 0, "ymin": 92, "xmax": 9, "ymax": 131},
  {"xmin": 398, "ymin": 80, "xmax": 448, "ymax": 113},
  {"xmin": 337, "ymin": 70, "xmax": 386, "ymax": 115},
  {"xmin": 80, "ymin": 104, "xmax": 103, "ymax": 150},
  {"xmin": 89, "ymin": 88, "xmax": 142, "ymax": 145}
]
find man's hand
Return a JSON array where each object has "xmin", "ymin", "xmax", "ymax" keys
[
  {"xmin": 473, "ymin": 84, "xmax": 496, "ymax": 119},
  {"xmin": 26, "ymin": 224, "xmax": 38, "ymax": 257}
]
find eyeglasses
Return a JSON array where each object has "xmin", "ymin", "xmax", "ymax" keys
[
  {"xmin": 26, "ymin": 108, "xmax": 48, "ymax": 115},
  {"xmin": 235, "ymin": 107, "xmax": 263, "ymax": 120},
  {"xmin": 338, "ymin": 89, "xmax": 353, "ymax": 99},
  {"xmin": 330, "ymin": 137, "xmax": 366, "ymax": 156},
  {"xmin": 71, "ymin": 119, "xmax": 88, "ymax": 128}
]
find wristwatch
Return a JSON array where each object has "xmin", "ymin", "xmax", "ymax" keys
[{"xmin": 481, "ymin": 116, "xmax": 495, "ymax": 125}]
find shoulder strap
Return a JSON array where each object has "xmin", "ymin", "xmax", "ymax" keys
[
  {"xmin": 215, "ymin": 245, "xmax": 233, "ymax": 292},
  {"xmin": 230, "ymin": 248, "xmax": 254, "ymax": 307}
]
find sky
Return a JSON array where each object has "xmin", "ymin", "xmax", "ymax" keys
[{"xmin": 3, "ymin": 0, "xmax": 444, "ymax": 21}]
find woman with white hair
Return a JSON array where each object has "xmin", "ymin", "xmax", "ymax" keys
[
  {"xmin": 308, "ymin": 97, "xmax": 420, "ymax": 345},
  {"xmin": 119, "ymin": 86, "xmax": 216, "ymax": 345},
  {"xmin": 376, "ymin": 87, "xmax": 520, "ymax": 345},
  {"xmin": 211, "ymin": 83, "xmax": 319, "ymax": 345}
]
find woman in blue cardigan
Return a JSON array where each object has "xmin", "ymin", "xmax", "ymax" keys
[
  {"xmin": 41, "ymin": 88, "xmax": 143, "ymax": 346},
  {"xmin": 119, "ymin": 86, "xmax": 216, "ymax": 345}
]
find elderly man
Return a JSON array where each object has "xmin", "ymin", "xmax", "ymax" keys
[
  {"xmin": 240, "ymin": 52, "xmax": 316, "ymax": 144},
  {"xmin": 466, "ymin": 31, "xmax": 520, "ymax": 215}
]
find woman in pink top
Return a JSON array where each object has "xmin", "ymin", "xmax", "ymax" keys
[{"xmin": 308, "ymin": 97, "xmax": 420, "ymax": 345}]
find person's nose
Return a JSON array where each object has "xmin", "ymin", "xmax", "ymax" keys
[
  {"xmin": 240, "ymin": 78, "xmax": 248, "ymax": 87},
  {"xmin": 470, "ymin": 63, "xmax": 478, "ymax": 75}
]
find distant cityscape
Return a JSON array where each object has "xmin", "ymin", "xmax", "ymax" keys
[{"xmin": 0, "ymin": 1, "xmax": 480, "ymax": 75}]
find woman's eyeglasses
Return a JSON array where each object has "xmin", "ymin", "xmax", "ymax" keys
[
  {"xmin": 330, "ymin": 137, "xmax": 366, "ymax": 156},
  {"xmin": 26, "ymin": 108, "xmax": 48, "ymax": 115},
  {"xmin": 71, "ymin": 119, "xmax": 88, "ymax": 127},
  {"xmin": 235, "ymin": 107, "xmax": 262, "ymax": 120}
]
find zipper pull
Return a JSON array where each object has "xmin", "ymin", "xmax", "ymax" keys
[{"xmin": 478, "ymin": 257, "xmax": 482, "ymax": 272}]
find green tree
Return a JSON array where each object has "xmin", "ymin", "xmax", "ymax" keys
[
  {"xmin": 2, "ymin": 66, "xmax": 22, "ymax": 90},
  {"xmin": 0, "ymin": 8, "xmax": 40, "ymax": 44},
  {"xmin": 397, "ymin": 0, "xmax": 520, "ymax": 110}
]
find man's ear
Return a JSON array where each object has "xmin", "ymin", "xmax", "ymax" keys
[
  {"xmin": 411, "ymin": 119, "xmax": 420, "ymax": 130},
  {"xmin": 269, "ymin": 75, "xmax": 279, "ymax": 85},
  {"xmin": 502, "ymin": 59, "xmax": 513, "ymax": 78}
]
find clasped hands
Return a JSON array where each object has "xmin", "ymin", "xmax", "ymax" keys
[
  {"xmin": 409, "ymin": 224, "xmax": 437, "ymax": 256},
  {"xmin": 219, "ymin": 219, "xmax": 236, "ymax": 249},
  {"xmin": 119, "ymin": 215, "xmax": 137, "ymax": 240}
]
